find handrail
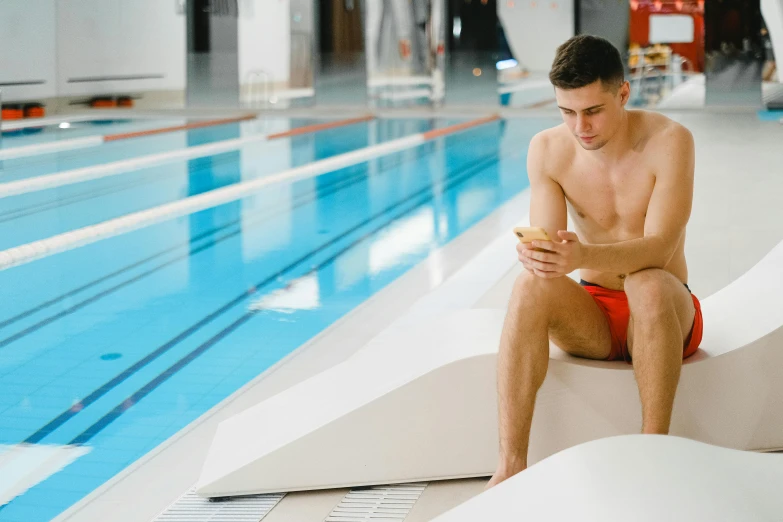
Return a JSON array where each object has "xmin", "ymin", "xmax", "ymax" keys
[{"xmin": 245, "ymin": 69, "xmax": 273, "ymax": 108}]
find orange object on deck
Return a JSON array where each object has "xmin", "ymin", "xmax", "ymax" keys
[
  {"xmin": 24, "ymin": 103, "xmax": 46, "ymax": 118},
  {"xmin": 2, "ymin": 105, "xmax": 24, "ymax": 120},
  {"xmin": 91, "ymin": 97, "xmax": 117, "ymax": 108}
]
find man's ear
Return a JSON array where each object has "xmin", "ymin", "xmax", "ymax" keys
[{"xmin": 619, "ymin": 81, "xmax": 631, "ymax": 107}]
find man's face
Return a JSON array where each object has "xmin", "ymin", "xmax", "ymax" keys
[{"xmin": 555, "ymin": 80, "xmax": 630, "ymax": 151}]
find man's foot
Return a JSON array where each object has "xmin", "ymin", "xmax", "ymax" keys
[{"xmin": 484, "ymin": 465, "xmax": 526, "ymax": 490}]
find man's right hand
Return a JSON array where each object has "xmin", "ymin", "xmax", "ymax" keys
[
  {"xmin": 517, "ymin": 241, "xmax": 560, "ymax": 277},
  {"xmin": 517, "ymin": 242, "xmax": 536, "ymax": 274}
]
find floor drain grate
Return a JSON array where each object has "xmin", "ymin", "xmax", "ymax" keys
[
  {"xmin": 325, "ymin": 483, "xmax": 428, "ymax": 522},
  {"xmin": 153, "ymin": 487, "xmax": 284, "ymax": 522}
]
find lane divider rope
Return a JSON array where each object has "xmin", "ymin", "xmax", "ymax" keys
[
  {"xmin": 0, "ymin": 115, "xmax": 374, "ymax": 198},
  {"xmin": 0, "ymin": 115, "xmax": 499, "ymax": 272}
]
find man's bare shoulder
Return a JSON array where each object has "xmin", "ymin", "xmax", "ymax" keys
[
  {"xmin": 630, "ymin": 110, "xmax": 694, "ymax": 155},
  {"xmin": 630, "ymin": 110, "xmax": 695, "ymax": 183},
  {"xmin": 528, "ymin": 124, "xmax": 574, "ymax": 182}
]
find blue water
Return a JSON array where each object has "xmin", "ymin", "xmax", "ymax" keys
[
  {"xmin": 0, "ymin": 119, "xmax": 433, "ymax": 251},
  {"xmin": 0, "ymin": 116, "xmax": 556, "ymax": 521},
  {"xmin": 0, "ymin": 118, "xmax": 318, "ymax": 181},
  {"xmin": 757, "ymin": 109, "xmax": 783, "ymax": 121},
  {"xmin": 0, "ymin": 118, "xmax": 183, "ymax": 147}
]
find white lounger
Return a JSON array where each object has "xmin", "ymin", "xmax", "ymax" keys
[
  {"xmin": 431, "ymin": 435, "xmax": 783, "ymax": 522},
  {"xmin": 196, "ymin": 239, "xmax": 783, "ymax": 498}
]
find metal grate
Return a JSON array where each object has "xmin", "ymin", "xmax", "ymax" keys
[
  {"xmin": 153, "ymin": 487, "xmax": 284, "ymax": 522},
  {"xmin": 325, "ymin": 483, "xmax": 428, "ymax": 522}
]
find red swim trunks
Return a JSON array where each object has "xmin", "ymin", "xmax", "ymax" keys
[{"xmin": 580, "ymin": 280, "xmax": 703, "ymax": 364}]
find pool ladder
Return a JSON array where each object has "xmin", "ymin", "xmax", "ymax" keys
[{"xmin": 245, "ymin": 70, "xmax": 274, "ymax": 108}]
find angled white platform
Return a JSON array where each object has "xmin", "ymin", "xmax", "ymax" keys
[
  {"xmin": 196, "ymin": 239, "xmax": 783, "ymax": 498},
  {"xmin": 432, "ymin": 435, "xmax": 783, "ymax": 522}
]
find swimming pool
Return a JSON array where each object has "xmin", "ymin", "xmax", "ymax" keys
[
  {"xmin": 0, "ymin": 118, "xmax": 182, "ymax": 146},
  {"xmin": 0, "ymin": 115, "xmax": 556, "ymax": 521}
]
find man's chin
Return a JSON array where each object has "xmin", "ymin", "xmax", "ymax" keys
[{"xmin": 578, "ymin": 138, "xmax": 607, "ymax": 151}]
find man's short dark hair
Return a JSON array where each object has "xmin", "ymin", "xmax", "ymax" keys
[{"xmin": 549, "ymin": 35, "xmax": 625, "ymax": 91}]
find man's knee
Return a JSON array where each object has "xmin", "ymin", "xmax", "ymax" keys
[
  {"xmin": 510, "ymin": 271, "xmax": 558, "ymax": 312},
  {"xmin": 624, "ymin": 269, "xmax": 672, "ymax": 317}
]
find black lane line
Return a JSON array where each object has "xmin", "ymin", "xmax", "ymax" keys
[
  {"xmin": 0, "ymin": 134, "xmax": 442, "ymax": 332},
  {"xmin": 0, "ymin": 161, "xmax": 309, "ymax": 330},
  {"xmin": 18, "ymin": 145, "xmax": 485, "ymax": 445},
  {"xmin": 68, "ymin": 153, "xmax": 500, "ymax": 445},
  {"xmin": 0, "ymin": 143, "xmax": 438, "ymax": 338},
  {"xmin": 0, "ymin": 176, "xmax": 151, "ymax": 225},
  {"xmin": 0, "ymin": 170, "xmax": 375, "ymax": 350}
]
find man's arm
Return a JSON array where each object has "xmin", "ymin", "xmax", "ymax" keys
[
  {"xmin": 519, "ymin": 133, "xmax": 568, "ymax": 276},
  {"xmin": 581, "ymin": 125, "xmax": 695, "ymax": 274},
  {"xmin": 528, "ymin": 133, "xmax": 568, "ymax": 239}
]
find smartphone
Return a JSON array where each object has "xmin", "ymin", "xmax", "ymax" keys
[{"xmin": 513, "ymin": 227, "xmax": 553, "ymax": 252}]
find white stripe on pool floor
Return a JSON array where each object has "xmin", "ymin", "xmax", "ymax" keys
[{"xmin": 0, "ymin": 444, "xmax": 91, "ymax": 507}]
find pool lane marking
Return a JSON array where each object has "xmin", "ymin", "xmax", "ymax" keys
[
  {"xmin": 0, "ymin": 115, "xmax": 374, "ymax": 197},
  {"xmin": 0, "ymin": 116, "xmax": 499, "ymax": 272}
]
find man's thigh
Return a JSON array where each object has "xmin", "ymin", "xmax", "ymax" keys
[
  {"xmin": 541, "ymin": 276, "xmax": 613, "ymax": 360},
  {"xmin": 626, "ymin": 270, "xmax": 696, "ymax": 357}
]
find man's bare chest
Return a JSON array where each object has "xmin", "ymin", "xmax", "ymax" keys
[{"xmin": 559, "ymin": 167, "xmax": 656, "ymax": 236}]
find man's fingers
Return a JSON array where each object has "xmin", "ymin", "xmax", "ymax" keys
[
  {"xmin": 520, "ymin": 258, "xmax": 543, "ymax": 274},
  {"xmin": 557, "ymin": 230, "xmax": 578, "ymax": 242},
  {"xmin": 527, "ymin": 250, "xmax": 561, "ymax": 264},
  {"xmin": 533, "ymin": 268, "xmax": 560, "ymax": 279},
  {"xmin": 531, "ymin": 240, "xmax": 563, "ymax": 253},
  {"xmin": 529, "ymin": 259, "xmax": 561, "ymax": 272}
]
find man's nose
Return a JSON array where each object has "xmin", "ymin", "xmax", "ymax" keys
[{"xmin": 575, "ymin": 115, "xmax": 590, "ymax": 134}]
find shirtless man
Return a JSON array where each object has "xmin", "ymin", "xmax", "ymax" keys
[{"xmin": 486, "ymin": 35, "xmax": 704, "ymax": 488}]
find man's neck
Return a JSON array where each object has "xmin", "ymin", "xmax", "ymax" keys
[{"xmin": 589, "ymin": 111, "xmax": 632, "ymax": 165}]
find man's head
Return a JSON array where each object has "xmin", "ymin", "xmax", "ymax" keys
[{"xmin": 549, "ymin": 35, "xmax": 630, "ymax": 151}]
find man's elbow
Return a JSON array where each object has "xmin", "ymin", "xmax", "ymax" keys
[{"xmin": 646, "ymin": 235, "xmax": 678, "ymax": 269}]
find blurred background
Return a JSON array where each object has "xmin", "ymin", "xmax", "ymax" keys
[{"xmin": 0, "ymin": 0, "xmax": 781, "ymax": 114}]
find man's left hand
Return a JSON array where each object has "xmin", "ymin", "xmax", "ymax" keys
[{"xmin": 521, "ymin": 230, "xmax": 584, "ymax": 279}]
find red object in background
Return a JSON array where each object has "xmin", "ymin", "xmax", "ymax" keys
[
  {"xmin": 23, "ymin": 103, "xmax": 46, "ymax": 118},
  {"xmin": 629, "ymin": 0, "xmax": 705, "ymax": 72},
  {"xmin": 90, "ymin": 97, "xmax": 117, "ymax": 108},
  {"xmin": 117, "ymin": 96, "xmax": 134, "ymax": 108},
  {"xmin": 1, "ymin": 105, "xmax": 24, "ymax": 120}
]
